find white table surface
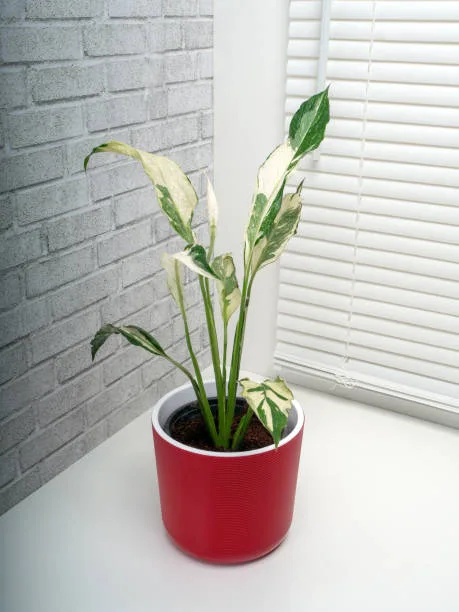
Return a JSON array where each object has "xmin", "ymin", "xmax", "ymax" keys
[{"xmin": 1, "ymin": 384, "xmax": 459, "ymax": 612}]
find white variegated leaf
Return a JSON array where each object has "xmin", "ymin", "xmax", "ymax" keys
[
  {"xmin": 251, "ymin": 182, "xmax": 303, "ymax": 273},
  {"xmin": 239, "ymin": 377, "xmax": 294, "ymax": 447},
  {"xmin": 212, "ymin": 254, "xmax": 241, "ymax": 323},
  {"xmin": 85, "ymin": 141, "xmax": 197, "ymax": 243},
  {"xmin": 244, "ymin": 89, "xmax": 330, "ymax": 265},
  {"xmin": 245, "ymin": 143, "xmax": 294, "ymax": 262},
  {"xmin": 257, "ymin": 142, "xmax": 295, "ymax": 201},
  {"xmin": 161, "ymin": 252, "xmax": 182, "ymax": 305},
  {"xmin": 173, "ymin": 244, "xmax": 220, "ymax": 280},
  {"xmin": 207, "ymin": 177, "xmax": 218, "ymax": 253}
]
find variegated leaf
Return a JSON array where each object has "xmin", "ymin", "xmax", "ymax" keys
[
  {"xmin": 84, "ymin": 141, "xmax": 197, "ymax": 243},
  {"xmin": 207, "ymin": 176, "xmax": 218, "ymax": 254},
  {"xmin": 173, "ymin": 244, "xmax": 220, "ymax": 280},
  {"xmin": 161, "ymin": 252, "xmax": 183, "ymax": 305},
  {"xmin": 239, "ymin": 377, "xmax": 294, "ymax": 447},
  {"xmin": 251, "ymin": 181, "xmax": 303, "ymax": 273},
  {"xmin": 91, "ymin": 324, "xmax": 166, "ymax": 360},
  {"xmin": 212, "ymin": 254, "xmax": 241, "ymax": 323},
  {"xmin": 289, "ymin": 86, "xmax": 330, "ymax": 163},
  {"xmin": 245, "ymin": 143, "xmax": 293, "ymax": 262},
  {"xmin": 245, "ymin": 88, "xmax": 330, "ymax": 264}
]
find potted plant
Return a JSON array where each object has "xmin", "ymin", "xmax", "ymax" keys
[{"xmin": 85, "ymin": 88, "xmax": 330, "ymax": 563}]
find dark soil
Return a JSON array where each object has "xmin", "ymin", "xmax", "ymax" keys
[{"xmin": 167, "ymin": 398, "xmax": 273, "ymax": 452}]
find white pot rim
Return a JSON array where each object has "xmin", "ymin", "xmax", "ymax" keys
[{"xmin": 152, "ymin": 379, "xmax": 304, "ymax": 458}]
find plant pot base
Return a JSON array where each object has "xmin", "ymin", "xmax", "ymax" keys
[{"xmin": 166, "ymin": 530, "xmax": 288, "ymax": 565}]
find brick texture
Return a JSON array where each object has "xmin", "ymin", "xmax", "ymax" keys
[{"xmin": 0, "ymin": 0, "xmax": 213, "ymax": 515}]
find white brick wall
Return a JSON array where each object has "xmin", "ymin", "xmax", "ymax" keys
[{"xmin": 0, "ymin": 0, "xmax": 214, "ymax": 515}]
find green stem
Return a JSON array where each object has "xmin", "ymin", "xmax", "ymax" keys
[
  {"xmin": 231, "ymin": 410, "xmax": 253, "ymax": 450},
  {"xmin": 165, "ymin": 355, "xmax": 198, "ymax": 390},
  {"xmin": 224, "ymin": 271, "xmax": 255, "ymax": 445},
  {"xmin": 175, "ymin": 266, "xmax": 219, "ymax": 446},
  {"xmin": 222, "ymin": 321, "xmax": 228, "ymax": 402},
  {"xmin": 200, "ymin": 276, "xmax": 226, "ymax": 444},
  {"xmin": 165, "ymin": 355, "xmax": 218, "ymax": 444}
]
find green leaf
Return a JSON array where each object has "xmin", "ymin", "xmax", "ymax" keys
[
  {"xmin": 161, "ymin": 252, "xmax": 183, "ymax": 305},
  {"xmin": 239, "ymin": 377, "xmax": 294, "ymax": 447},
  {"xmin": 289, "ymin": 86, "xmax": 330, "ymax": 163},
  {"xmin": 212, "ymin": 254, "xmax": 241, "ymax": 323},
  {"xmin": 90, "ymin": 324, "xmax": 118, "ymax": 360},
  {"xmin": 84, "ymin": 141, "xmax": 196, "ymax": 243},
  {"xmin": 244, "ymin": 89, "xmax": 330, "ymax": 266},
  {"xmin": 173, "ymin": 244, "xmax": 220, "ymax": 280},
  {"xmin": 207, "ymin": 176, "xmax": 218, "ymax": 254},
  {"xmin": 251, "ymin": 181, "xmax": 303, "ymax": 273},
  {"xmin": 91, "ymin": 323, "xmax": 166, "ymax": 361}
]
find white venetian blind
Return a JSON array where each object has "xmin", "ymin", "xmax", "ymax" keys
[{"xmin": 276, "ymin": 0, "xmax": 459, "ymax": 422}]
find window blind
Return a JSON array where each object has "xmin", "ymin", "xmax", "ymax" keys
[{"xmin": 276, "ymin": 0, "xmax": 459, "ymax": 424}]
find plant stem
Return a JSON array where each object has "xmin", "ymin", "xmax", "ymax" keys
[
  {"xmin": 224, "ymin": 271, "xmax": 254, "ymax": 445},
  {"xmin": 165, "ymin": 355, "xmax": 218, "ymax": 445},
  {"xmin": 165, "ymin": 356, "xmax": 197, "ymax": 388},
  {"xmin": 200, "ymin": 276, "xmax": 226, "ymax": 444},
  {"xmin": 231, "ymin": 410, "xmax": 253, "ymax": 450},
  {"xmin": 222, "ymin": 321, "xmax": 228, "ymax": 404},
  {"xmin": 175, "ymin": 265, "xmax": 220, "ymax": 446}
]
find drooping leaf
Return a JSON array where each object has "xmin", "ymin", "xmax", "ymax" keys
[
  {"xmin": 173, "ymin": 244, "xmax": 220, "ymax": 280},
  {"xmin": 239, "ymin": 377, "xmax": 294, "ymax": 447},
  {"xmin": 91, "ymin": 323, "xmax": 166, "ymax": 361},
  {"xmin": 90, "ymin": 324, "xmax": 118, "ymax": 360},
  {"xmin": 244, "ymin": 88, "xmax": 330, "ymax": 265},
  {"xmin": 161, "ymin": 252, "xmax": 183, "ymax": 305},
  {"xmin": 207, "ymin": 176, "xmax": 218, "ymax": 254},
  {"xmin": 251, "ymin": 181, "xmax": 303, "ymax": 273},
  {"xmin": 84, "ymin": 141, "xmax": 196, "ymax": 243},
  {"xmin": 212, "ymin": 254, "xmax": 241, "ymax": 323}
]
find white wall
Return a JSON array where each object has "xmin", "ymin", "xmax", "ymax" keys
[{"xmin": 214, "ymin": 0, "xmax": 288, "ymax": 376}]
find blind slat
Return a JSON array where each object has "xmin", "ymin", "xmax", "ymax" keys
[
  {"xmin": 277, "ymin": 330, "xmax": 345, "ymax": 357},
  {"xmin": 353, "ymin": 281, "xmax": 458, "ymax": 317},
  {"xmin": 276, "ymin": 342, "xmax": 345, "ymax": 367},
  {"xmin": 330, "ymin": 1, "xmax": 459, "ymax": 21},
  {"xmin": 281, "ymin": 268, "xmax": 354, "ymax": 295},
  {"xmin": 279, "ymin": 298, "xmax": 459, "ymax": 341},
  {"xmin": 345, "ymin": 358, "xmax": 459, "ymax": 400},
  {"xmin": 351, "ymin": 316, "xmax": 459, "ymax": 354},
  {"xmin": 279, "ymin": 285, "xmax": 352, "ymax": 312},
  {"xmin": 278, "ymin": 315, "xmax": 459, "ymax": 368},
  {"xmin": 347, "ymin": 344, "xmax": 458, "ymax": 384},
  {"xmin": 352, "ymin": 298, "xmax": 458, "ymax": 334}
]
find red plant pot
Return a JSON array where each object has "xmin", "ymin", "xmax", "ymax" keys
[{"xmin": 152, "ymin": 380, "xmax": 304, "ymax": 564}]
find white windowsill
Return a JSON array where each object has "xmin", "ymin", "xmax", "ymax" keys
[{"xmin": 1, "ymin": 382, "xmax": 458, "ymax": 612}]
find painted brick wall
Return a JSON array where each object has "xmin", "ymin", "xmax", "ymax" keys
[{"xmin": 0, "ymin": 0, "xmax": 213, "ymax": 514}]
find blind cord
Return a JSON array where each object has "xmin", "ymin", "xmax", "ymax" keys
[{"xmin": 336, "ymin": 0, "xmax": 377, "ymax": 389}]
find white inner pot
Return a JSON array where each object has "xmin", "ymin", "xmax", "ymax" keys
[{"xmin": 152, "ymin": 379, "xmax": 304, "ymax": 457}]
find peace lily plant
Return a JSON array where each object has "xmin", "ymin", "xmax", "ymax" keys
[{"xmin": 85, "ymin": 88, "xmax": 330, "ymax": 451}]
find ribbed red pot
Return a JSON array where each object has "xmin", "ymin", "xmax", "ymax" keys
[{"xmin": 152, "ymin": 380, "xmax": 304, "ymax": 564}]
